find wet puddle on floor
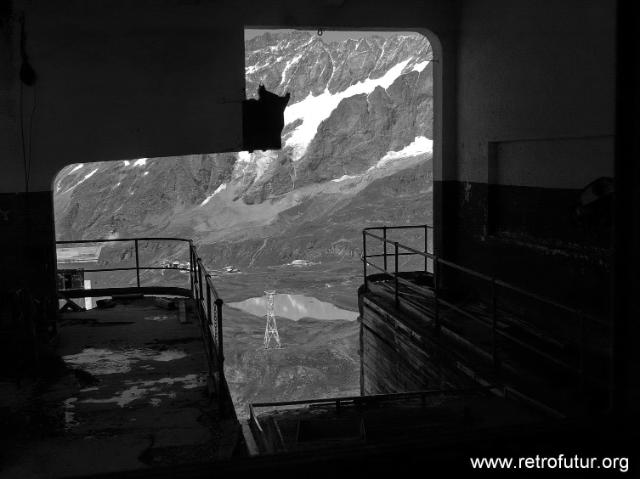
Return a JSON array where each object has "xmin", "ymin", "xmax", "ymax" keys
[
  {"xmin": 79, "ymin": 374, "xmax": 205, "ymax": 407},
  {"xmin": 59, "ymin": 347, "xmax": 204, "ymax": 431},
  {"xmin": 62, "ymin": 347, "xmax": 188, "ymax": 375},
  {"xmin": 228, "ymin": 294, "xmax": 358, "ymax": 321}
]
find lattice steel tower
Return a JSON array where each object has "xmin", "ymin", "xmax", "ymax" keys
[{"xmin": 263, "ymin": 290, "xmax": 282, "ymax": 349}]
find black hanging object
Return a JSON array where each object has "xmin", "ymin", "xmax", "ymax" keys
[{"xmin": 242, "ymin": 85, "xmax": 290, "ymax": 152}]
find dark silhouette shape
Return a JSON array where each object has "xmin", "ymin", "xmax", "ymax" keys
[{"xmin": 243, "ymin": 85, "xmax": 290, "ymax": 152}]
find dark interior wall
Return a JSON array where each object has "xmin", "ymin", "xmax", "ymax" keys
[
  {"xmin": 439, "ymin": 0, "xmax": 615, "ymax": 315},
  {"xmin": 3, "ymin": 2, "xmax": 245, "ymax": 192},
  {"xmin": 614, "ymin": 0, "xmax": 640, "ymax": 416}
]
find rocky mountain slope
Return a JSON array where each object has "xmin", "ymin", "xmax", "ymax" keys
[
  {"xmin": 55, "ymin": 31, "xmax": 433, "ymax": 268},
  {"xmin": 224, "ymin": 312, "xmax": 360, "ymax": 417}
]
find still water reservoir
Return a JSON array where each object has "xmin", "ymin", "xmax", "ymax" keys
[{"xmin": 228, "ymin": 294, "xmax": 358, "ymax": 321}]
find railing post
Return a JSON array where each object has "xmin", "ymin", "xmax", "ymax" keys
[
  {"xmin": 424, "ymin": 225, "xmax": 428, "ymax": 272},
  {"xmin": 491, "ymin": 278, "xmax": 499, "ymax": 370},
  {"xmin": 394, "ymin": 242, "xmax": 399, "ymax": 307},
  {"xmin": 189, "ymin": 242, "xmax": 194, "ymax": 297},
  {"xmin": 194, "ymin": 260, "xmax": 198, "ymax": 301},
  {"xmin": 362, "ymin": 231, "xmax": 368, "ymax": 293},
  {"xmin": 383, "ymin": 226, "xmax": 388, "ymax": 272},
  {"xmin": 192, "ymin": 251, "xmax": 197, "ymax": 297},
  {"xmin": 134, "ymin": 239, "xmax": 141, "ymax": 288},
  {"xmin": 434, "ymin": 257, "xmax": 440, "ymax": 332},
  {"xmin": 215, "ymin": 298, "xmax": 224, "ymax": 363},
  {"xmin": 206, "ymin": 277, "xmax": 212, "ymax": 330},
  {"xmin": 198, "ymin": 262, "xmax": 203, "ymax": 303},
  {"xmin": 215, "ymin": 298, "xmax": 225, "ymax": 402}
]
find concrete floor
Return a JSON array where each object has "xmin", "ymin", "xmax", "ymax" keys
[{"xmin": 2, "ymin": 297, "xmax": 230, "ymax": 478}]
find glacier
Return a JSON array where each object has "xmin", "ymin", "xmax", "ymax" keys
[{"xmin": 284, "ymin": 59, "xmax": 412, "ymax": 160}]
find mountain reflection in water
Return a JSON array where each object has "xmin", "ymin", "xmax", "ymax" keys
[{"xmin": 228, "ymin": 294, "xmax": 358, "ymax": 321}]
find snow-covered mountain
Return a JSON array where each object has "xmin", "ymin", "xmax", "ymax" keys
[
  {"xmin": 54, "ymin": 31, "xmax": 434, "ymax": 268},
  {"xmin": 246, "ymin": 32, "xmax": 432, "ymax": 160}
]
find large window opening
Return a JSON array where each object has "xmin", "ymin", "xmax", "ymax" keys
[{"xmin": 53, "ymin": 28, "xmax": 434, "ymax": 419}]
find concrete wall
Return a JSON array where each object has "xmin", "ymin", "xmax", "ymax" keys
[
  {"xmin": 456, "ymin": 0, "xmax": 614, "ymax": 184},
  {"xmin": 436, "ymin": 0, "xmax": 615, "ymax": 315},
  {"xmin": 359, "ymin": 293, "xmax": 478, "ymax": 395}
]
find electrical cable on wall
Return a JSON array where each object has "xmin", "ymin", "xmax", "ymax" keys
[{"xmin": 19, "ymin": 12, "xmax": 37, "ymax": 194}]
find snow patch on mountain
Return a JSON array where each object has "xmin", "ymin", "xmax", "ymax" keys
[
  {"xmin": 63, "ymin": 167, "xmax": 100, "ymax": 194},
  {"xmin": 232, "ymin": 150, "xmax": 277, "ymax": 182},
  {"xmin": 246, "ymin": 62, "xmax": 269, "ymax": 75},
  {"xmin": 369, "ymin": 136, "xmax": 433, "ymax": 171},
  {"xmin": 237, "ymin": 151, "xmax": 251, "ymax": 162},
  {"xmin": 284, "ymin": 58, "xmax": 412, "ymax": 160},
  {"xmin": 83, "ymin": 168, "xmax": 99, "ymax": 181},
  {"xmin": 201, "ymin": 183, "xmax": 227, "ymax": 206},
  {"xmin": 412, "ymin": 60, "xmax": 430, "ymax": 73},
  {"xmin": 233, "ymin": 151, "xmax": 253, "ymax": 182},
  {"xmin": 332, "ymin": 174, "xmax": 359, "ymax": 183},
  {"xmin": 279, "ymin": 53, "xmax": 303, "ymax": 88},
  {"xmin": 56, "ymin": 163, "xmax": 86, "ymax": 192},
  {"xmin": 254, "ymin": 151, "xmax": 277, "ymax": 180}
]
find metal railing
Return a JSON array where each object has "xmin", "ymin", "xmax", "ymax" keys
[
  {"xmin": 189, "ymin": 242, "xmax": 225, "ymax": 399},
  {"xmin": 55, "ymin": 237, "xmax": 225, "ymax": 398},
  {"xmin": 248, "ymin": 404, "xmax": 287, "ymax": 454},
  {"xmin": 248, "ymin": 387, "xmax": 493, "ymax": 453},
  {"xmin": 250, "ymin": 386, "xmax": 491, "ymax": 414},
  {"xmin": 361, "ymin": 225, "xmax": 610, "ymax": 394},
  {"xmin": 56, "ymin": 237, "xmax": 195, "ymax": 297}
]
